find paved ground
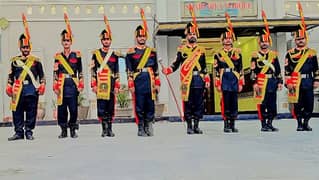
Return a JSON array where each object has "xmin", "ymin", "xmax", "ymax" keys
[{"xmin": 0, "ymin": 119, "xmax": 318, "ymax": 180}]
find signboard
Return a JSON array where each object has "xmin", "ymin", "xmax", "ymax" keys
[{"xmin": 182, "ymin": 0, "xmax": 258, "ymax": 18}]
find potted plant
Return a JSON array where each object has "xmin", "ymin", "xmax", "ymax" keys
[
  {"xmin": 36, "ymin": 101, "xmax": 46, "ymax": 120},
  {"xmin": 51, "ymin": 99, "xmax": 57, "ymax": 120},
  {"xmin": 78, "ymin": 93, "xmax": 90, "ymax": 120},
  {"xmin": 116, "ymin": 85, "xmax": 132, "ymax": 117}
]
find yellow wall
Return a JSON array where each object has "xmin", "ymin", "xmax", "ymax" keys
[{"xmin": 200, "ymin": 37, "xmax": 259, "ymax": 113}]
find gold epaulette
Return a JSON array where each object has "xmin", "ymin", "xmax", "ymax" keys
[
  {"xmin": 10, "ymin": 56, "xmax": 20, "ymax": 62},
  {"xmin": 251, "ymin": 51, "xmax": 258, "ymax": 58},
  {"xmin": 113, "ymin": 50, "xmax": 122, "ymax": 57},
  {"xmin": 198, "ymin": 46, "xmax": 205, "ymax": 52},
  {"xmin": 177, "ymin": 44, "xmax": 186, "ymax": 52},
  {"xmin": 73, "ymin": 50, "xmax": 81, "ymax": 57},
  {"xmin": 30, "ymin": 55, "xmax": 40, "ymax": 62},
  {"xmin": 54, "ymin": 52, "xmax": 61, "ymax": 58},
  {"xmin": 288, "ymin": 48, "xmax": 295, "ymax": 53},
  {"xmin": 233, "ymin": 48, "xmax": 241, "ymax": 54},
  {"xmin": 126, "ymin": 47, "xmax": 135, "ymax": 54},
  {"xmin": 271, "ymin": 50, "xmax": 278, "ymax": 56},
  {"xmin": 92, "ymin": 49, "xmax": 99, "ymax": 55},
  {"xmin": 308, "ymin": 48, "xmax": 317, "ymax": 56},
  {"xmin": 150, "ymin": 47, "xmax": 156, "ymax": 52}
]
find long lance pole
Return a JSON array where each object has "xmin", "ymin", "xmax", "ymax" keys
[{"xmin": 158, "ymin": 59, "xmax": 184, "ymax": 122}]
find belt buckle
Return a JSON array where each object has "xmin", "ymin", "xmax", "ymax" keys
[
  {"xmin": 266, "ymin": 74, "xmax": 272, "ymax": 78},
  {"xmin": 193, "ymin": 71, "xmax": 199, "ymax": 75},
  {"xmin": 225, "ymin": 68, "xmax": 231, "ymax": 72},
  {"xmin": 65, "ymin": 74, "xmax": 71, "ymax": 78},
  {"xmin": 23, "ymin": 80, "xmax": 29, "ymax": 85},
  {"xmin": 142, "ymin": 68, "xmax": 148, "ymax": 72}
]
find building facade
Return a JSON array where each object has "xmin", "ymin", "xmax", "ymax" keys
[{"xmin": 0, "ymin": 0, "xmax": 319, "ymax": 120}]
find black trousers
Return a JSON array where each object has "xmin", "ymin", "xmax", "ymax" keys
[
  {"xmin": 12, "ymin": 95, "xmax": 39, "ymax": 136},
  {"xmin": 135, "ymin": 91, "xmax": 154, "ymax": 125},
  {"xmin": 293, "ymin": 88, "xmax": 314, "ymax": 120},
  {"xmin": 260, "ymin": 92, "xmax": 277, "ymax": 120},
  {"xmin": 184, "ymin": 87, "xmax": 204, "ymax": 121},
  {"xmin": 58, "ymin": 96, "xmax": 78, "ymax": 128},
  {"xmin": 222, "ymin": 91, "xmax": 238, "ymax": 120},
  {"xmin": 97, "ymin": 93, "xmax": 115, "ymax": 122}
]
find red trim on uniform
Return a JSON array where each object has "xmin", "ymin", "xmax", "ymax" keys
[
  {"xmin": 128, "ymin": 79, "xmax": 134, "ymax": 88},
  {"xmin": 38, "ymin": 84, "xmax": 45, "ymax": 94},
  {"xmin": 112, "ymin": 94, "xmax": 116, "ymax": 122},
  {"xmin": 132, "ymin": 93, "xmax": 139, "ymax": 124},
  {"xmin": 291, "ymin": 104, "xmax": 297, "ymax": 119},
  {"xmin": 215, "ymin": 79, "xmax": 221, "ymax": 87},
  {"xmin": 155, "ymin": 78, "xmax": 161, "ymax": 86},
  {"xmin": 204, "ymin": 75, "xmax": 210, "ymax": 83},
  {"xmin": 53, "ymin": 82, "xmax": 59, "ymax": 91},
  {"xmin": 6, "ymin": 84, "xmax": 13, "ymax": 96},
  {"xmin": 257, "ymin": 103, "xmax": 263, "ymax": 121},
  {"xmin": 221, "ymin": 95, "xmax": 226, "ymax": 120},
  {"xmin": 115, "ymin": 80, "xmax": 120, "ymax": 89},
  {"xmin": 239, "ymin": 78, "xmax": 244, "ymax": 86},
  {"xmin": 91, "ymin": 80, "xmax": 97, "ymax": 88},
  {"xmin": 78, "ymin": 81, "xmax": 84, "ymax": 89}
]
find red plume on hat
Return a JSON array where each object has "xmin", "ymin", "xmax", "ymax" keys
[
  {"xmin": 260, "ymin": 10, "xmax": 272, "ymax": 46},
  {"xmin": 295, "ymin": 1, "xmax": 308, "ymax": 42},
  {"xmin": 63, "ymin": 12, "xmax": 73, "ymax": 40},
  {"xmin": 20, "ymin": 13, "xmax": 32, "ymax": 48},
  {"xmin": 223, "ymin": 12, "xmax": 236, "ymax": 41},
  {"xmin": 101, "ymin": 14, "xmax": 112, "ymax": 40},
  {"xmin": 187, "ymin": 3, "xmax": 199, "ymax": 37},
  {"xmin": 136, "ymin": 8, "xmax": 148, "ymax": 38}
]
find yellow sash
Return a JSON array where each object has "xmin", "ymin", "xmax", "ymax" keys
[
  {"xmin": 254, "ymin": 51, "xmax": 276, "ymax": 103},
  {"xmin": 56, "ymin": 74, "xmax": 65, "ymax": 105},
  {"xmin": 95, "ymin": 50, "xmax": 112, "ymax": 100},
  {"xmin": 55, "ymin": 54, "xmax": 79, "ymax": 105},
  {"xmin": 288, "ymin": 50, "xmax": 310, "ymax": 103},
  {"xmin": 137, "ymin": 48, "xmax": 151, "ymax": 69},
  {"xmin": 10, "ymin": 56, "xmax": 36, "ymax": 111},
  {"xmin": 133, "ymin": 47, "xmax": 157, "ymax": 100},
  {"xmin": 220, "ymin": 50, "xmax": 240, "ymax": 79},
  {"xmin": 180, "ymin": 47, "xmax": 202, "ymax": 101}
]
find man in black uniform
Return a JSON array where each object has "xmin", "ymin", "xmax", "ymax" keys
[
  {"xmin": 250, "ymin": 10, "xmax": 283, "ymax": 132},
  {"xmin": 126, "ymin": 9, "xmax": 161, "ymax": 136},
  {"xmin": 53, "ymin": 13, "xmax": 83, "ymax": 138},
  {"xmin": 162, "ymin": 22, "xmax": 210, "ymax": 135},
  {"xmin": 91, "ymin": 16, "xmax": 120, "ymax": 137},
  {"xmin": 285, "ymin": 25, "xmax": 319, "ymax": 131},
  {"xmin": 214, "ymin": 13, "xmax": 244, "ymax": 133},
  {"xmin": 6, "ymin": 14, "xmax": 46, "ymax": 141}
]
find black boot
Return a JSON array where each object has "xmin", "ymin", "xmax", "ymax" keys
[
  {"xmin": 267, "ymin": 119, "xmax": 279, "ymax": 132},
  {"xmin": 224, "ymin": 120, "xmax": 231, "ymax": 133},
  {"xmin": 137, "ymin": 124, "xmax": 147, "ymax": 137},
  {"xmin": 70, "ymin": 127, "xmax": 78, "ymax": 138},
  {"xmin": 296, "ymin": 118, "xmax": 303, "ymax": 131},
  {"xmin": 8, "ymin": 134, "xmax": 24, "ymax": 141},
  {"xmin": 230, "ymin": 119, "xmax": 238, "ymax": 133},
  {"xmin": 58, "ymin": 127, "xmax": 67, "ymax": 138},
  {"xmin": 303, "ymin": 118, "xmax": 312, "ymax": 131},
  {"xmin": 193, "ymin": 119, "xmax": 203, "ymax": 134},
  {"xmin": 106, "ymin": 121, "xmax": 115, "ymax": 137},
  {"xmin": 261, "ymin": 120, "xmax": 271, "ymax": 132},
  {"xmin": 101, "ymin": 121, "xmax": 108, "ymax": 137},
  {"xmin": 144, "ymin": 120, "xmax": 154, "ymax": 136},
  {"xmin": 186, "ymin": 119, "xmax": 194, "ymax": 134}
]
